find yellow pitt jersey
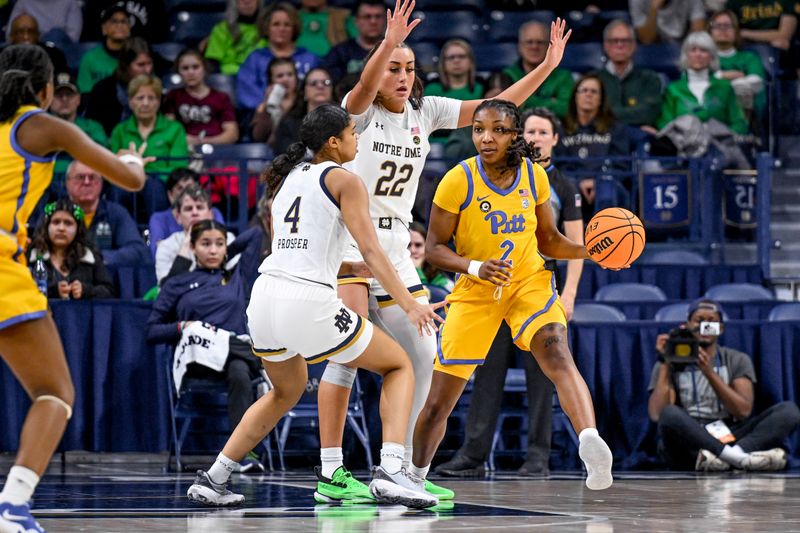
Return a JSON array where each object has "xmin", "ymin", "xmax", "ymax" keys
[
  {"xmin": 0, "ymin": 106, "xmax": 55, "ymax": 263},
  {"xmin": 433, "ymin": 156, "xmax": 551, "ymax": 285}
]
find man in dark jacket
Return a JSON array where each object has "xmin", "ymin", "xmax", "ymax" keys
[{"xmin": 65, "ymin": 161, "xmax": 151, "ymax": 268}]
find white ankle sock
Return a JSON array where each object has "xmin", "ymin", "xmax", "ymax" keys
[
  {"xmin": 320, "ymin": 447, "xmax": 344, "ymax": 479},
  {"xmin": 403, "ymin": 446, "xmax": 413, "ymax": 469},
  {"xmin": 719, "ymin": 445, "xmax": 748, "ymax": 468},
  {"xmin": 409, "ymin": 463, "xmax": 430, "ymax": 479},
  {"xmin": 579, "ymin": 427, "xmax": 599, "ymax": 442},
  {"xmin": 380, "ymin": 442, "xmax": 405, "ymax": 474},
  {"xmin": 207, "ymin": 453, "xmax": 238, "ymax": 484},
  {"xmin": 0, "ymin": 466, "xmax": 39, "ymax": 505}
]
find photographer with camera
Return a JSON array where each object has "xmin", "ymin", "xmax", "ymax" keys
[{"xmin": 648, "ymin": 299, "xmax": 800, "ymax": 471}]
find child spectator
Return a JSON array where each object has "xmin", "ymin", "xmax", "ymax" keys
[
  {"xmin": 250, "ymin": 58, "xmax": 300, "ymax": 145},
  {"xmin": 164, "ymin": 49, "xmax": 239, "ymax": 150},
  {"xmin": 28, "ymin": 199, "xmax": 115, "ymax": 300},
  {"xmin": 270, "ymin": 67, "xmax": 334, "ymax": 154}
]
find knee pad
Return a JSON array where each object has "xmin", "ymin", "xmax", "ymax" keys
[
  {"xmin": 321, "ymin": 362, "xmax": 357, "ymax": 388},
  {"xmin": 35, "ymin": 395, "xmax": 72, "ymax": 420}
]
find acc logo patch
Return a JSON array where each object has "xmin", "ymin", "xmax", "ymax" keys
[{"xmin": 480, "ymin": 200, "xmax": 491, "ymax": 212}]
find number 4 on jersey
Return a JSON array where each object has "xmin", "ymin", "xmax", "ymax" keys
[{"xmin": 284, "ymin": 196, "xmax": 301, "ymax": 233}]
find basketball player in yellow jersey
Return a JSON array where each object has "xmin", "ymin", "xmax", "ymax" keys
[
  {"xmin": 409, "ymin": 100, "xmax": 614, "ymax": 491},
  {"xmin": 0, "ymin": 45, "xmax": 147, "ymax": 532}
]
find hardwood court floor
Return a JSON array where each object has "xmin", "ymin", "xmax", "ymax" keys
[{"xmin": 21, "ymin": 466, "xmax": 800, "ymax": 532}]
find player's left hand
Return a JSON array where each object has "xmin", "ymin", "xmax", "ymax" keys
[{"xmin": 543, "ymin": 18, "xmax": 572, "ymax": 69}]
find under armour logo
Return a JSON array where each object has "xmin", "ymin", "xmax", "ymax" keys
[
  {"xmin": 302, "ymin": 164, "xmax": 311, "ymax": 171},
  {"xmin": 334, "ymin": 308, "xmax": 353, "ymax": 333},
  {"xmin": 374, "ymin": 121, "xmax": 384, "ymax": 130}
]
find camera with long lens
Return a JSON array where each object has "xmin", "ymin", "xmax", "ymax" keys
[{"xmin": 663, "ymin": 327, "xmax": 699, "ymax": 365}]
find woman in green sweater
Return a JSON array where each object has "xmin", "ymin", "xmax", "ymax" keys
[
  {"xmin": 204, "ymin": 0, "xmax": 267, "ymax": 75},
  {"xmin": 110, "ymin": 75, "xmax": 189, "ymax": 180},
  {"xmin": 657, "ymin": 31, "xmax": 749, "ymax": 134}
]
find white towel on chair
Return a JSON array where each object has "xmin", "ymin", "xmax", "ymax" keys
[{"xmin": 173, "ymin": 322, "xmax": 230, "ymax": 394}]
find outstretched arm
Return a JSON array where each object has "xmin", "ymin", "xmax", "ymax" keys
[
  {"xmin": 535, "ymin": 201, "xmax": 588, "ymax": 260},
  {"xmin": 345, "ymin": 0, "xmax": 421, "ymax": 115},
  {"xmin": 456, "ymin": 18, "xmax": 572, "ymax": 127}
]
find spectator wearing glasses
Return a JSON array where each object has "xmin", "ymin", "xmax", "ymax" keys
[
  {"xmin": 7, "ymin": 0, "xmax": 82, "ymax": 43},
  {"xmin": 708, "ymin": 10, "xmax": 766, "ymax": 127},
  {"xmin": 5, "ymin": 12, "xmax": 69, "ymax": 78},
  {"xmin": 205, "ymin": 0, "xmax": 267, "ymax": 76},
  {"xmin": 164, "ymin": 49, "xmax": 239, "ymax": 151},
  {"xmin": 81, "ymin": 0, "xmax": 168, "ymax": 44},
  {"xmin": 426, "ymin": 39, "xmax": 483, "ymax": 101},
  {"xmin": 28, "ymin": 200, "xmax": 115, "ymax": 300},
  {"xmin": 270, "ymin": 67, "xmax": 335, "ymax": 154},
  {"xmin": 503, "ymin": 20, "xmax": 574, "ymax": 117},
  {"xmin": 630, "ymin": 0, "xmax": 706, "ymax": 44},
  {"xmin": 65, "ymin": 161, "xmax": 151, "ymax": 268},
  {"xmin": 593, "ymin": 19, "xmax": 663, "ymax": 131},
  {"xmin": 77, "ymin": 5, "xmax": 130, "ymax": 94},
  {"xmin": 323, "ymin": 0, "xmax": 386, "ymax": 83},
  {"xmin": 236, "ymin": 2, "xmax": 321, "ymax": 113}
]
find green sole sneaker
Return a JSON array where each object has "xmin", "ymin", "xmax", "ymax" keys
[
  {"xmin": 314, "ymin": 466, "xmax": 376, "ymax": 504},
  {"xmin": 424, "ymin": 479, "xmax": 455, "ymax": 500}
]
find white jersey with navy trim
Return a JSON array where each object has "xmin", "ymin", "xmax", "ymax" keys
[
  {"xmin": 341, "ymin": 92, "xmax": 461, "ymax": 225},
  {"xmin": 258, "ymin": 160, "xmax": 347, "ymax": 289}
]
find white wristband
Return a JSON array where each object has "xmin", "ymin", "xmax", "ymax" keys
[
  {"xmin": 119, "ymin": 153, "xmax": 144, "ymax": 167},
  {"xmin": 467, "ymin": 260, "xmax": 483, "ymax": 277}
]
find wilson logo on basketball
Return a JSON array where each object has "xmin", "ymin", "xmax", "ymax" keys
[{"xmin": 588, "ymin": 236, "xmax": 614, "ymax": 256}]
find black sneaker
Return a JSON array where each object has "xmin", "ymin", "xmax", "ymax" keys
[
  {"xmin": 434, "ymin": 455, "xmax": 485, "ymax": 477},
  {"xmin": 517, "ymin": 458, "xmax": 549, "ymax": 476}
]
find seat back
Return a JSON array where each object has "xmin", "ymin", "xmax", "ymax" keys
[
  {"xmin": 654, "ymin": 302, "xmax": 689, "ymax": 322},
  {"xmin": 571, "ymin": 303, "xmax": 627, "ymax": 322},
  {"xmin": 170, "ymin": 11, "xmax": 225, "ymax": 46},
  {"xmin": 639, "ymin": 249, "xmax": 709, "ymax": 265},
  {"xmin": 768, "ymin": 303, "xmax": 800, "ymax": 321},
  {"xmin": 595, "ymin": 283, "xmax": 668, "ymax": 302},
  {"xmin": 487, "ymin": 11, "xmax": 555, "ymax": 43},
  {"xmin": 475, "ymin": 42, "xmax": 519, "ymax": 73},
  {"xmin": 704, "ymin": 283, "xmax": 774, "ymax": 301},
  {"xmin": 560, "ymin": 42, "xmax": 605, "ymax": 73},
  {"xmin": 407, "ymin": 11, "xmax": 481, "ymax": 44},
  {"xmin": 634, "ymin": 43, "xmax": 680, "ymax": 79}
]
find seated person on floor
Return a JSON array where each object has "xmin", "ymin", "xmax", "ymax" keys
[{"xmin": 648, "ymin": 299, "xmax": 800, "ymax": 471}]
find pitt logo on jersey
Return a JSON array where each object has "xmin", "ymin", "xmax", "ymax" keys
[{"xmin": 484, "ymin": 210, "xmax": 526, "ymax": 235}]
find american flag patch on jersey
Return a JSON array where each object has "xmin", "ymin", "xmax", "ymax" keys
[
  {"xmin": 575, "ymin": 193, "xmax": 582, "ymax": 207},
  {"xmin": 519, "ymin": 189, "xmax": 529, "ymax": 197},
  {"xmin": 410, "ymin": 126, "xmax": 420, "ymax": 135}
]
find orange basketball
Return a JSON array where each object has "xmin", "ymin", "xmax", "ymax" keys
[{"xmin": 585, "ymin": 207, "xmax": 646, "ymax": 269}]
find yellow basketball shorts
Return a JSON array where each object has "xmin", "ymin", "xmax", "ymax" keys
[
  {"xmin": 434, "ymin": 269, "xmax": 566, "ymax": 381},
  {"xmin": 0, "ymin": 257, "xmax": 48, "ymax": 331}
]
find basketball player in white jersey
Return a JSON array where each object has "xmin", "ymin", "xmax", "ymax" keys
[
  {"xmin": 186, "ymin": 104, "xmax": 444, "ymax": 509},
  {"xmin": 315, "ymin": 0, "xmax": 573, "ymax": 501}
]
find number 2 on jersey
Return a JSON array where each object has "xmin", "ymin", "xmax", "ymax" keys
[
  {"xmin": 499, "ymin": 239, "xmax": 514, "ymax": 266},
  {"xmin": 284, "ymin": 196, "xmax": 301, "ymax": 233},
  {"xmin": 374, "ymin": 161, "xmax": 413, "ymax": 197}
]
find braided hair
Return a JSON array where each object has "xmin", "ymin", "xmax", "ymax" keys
[
  {"xmin": 0, "ymin": 44, "xmax": 53, "ymax": 123},
  {"xmin": 472, "ymin": 99, "xmax": 538, "ymax": 169},
  {"xmin": 261, "ymin": 104, "xmax": 351, "ymax": 193}
]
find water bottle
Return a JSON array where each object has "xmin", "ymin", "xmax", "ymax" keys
[{"xmin": 33, "ymin": 255, "xmax": 47, "ymax": 296}]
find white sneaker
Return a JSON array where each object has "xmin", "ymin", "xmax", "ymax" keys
[
  {"xmin": 369, "ymin": 466, "xmax": 438, "ymax": 509},
  {"xmin": 578, "ymin": 433, "xmax": 613, "ymax": 490},
  {"xmin": 695, "ymin": 449, "xmax": 731, "ymax": 471},
  {"xmin": 741, "ymin": 448, "xmax": 787, "ymax": 471},
  {"xmin": 187, "ymin": 470, "xmax": 245, "ymax": 507}
]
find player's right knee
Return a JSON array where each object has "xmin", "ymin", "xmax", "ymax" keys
[
  {"xmin": 34, "ymin": 394, "xmax": 74, "ymax": 420},
  {"xmin": 321, "ymin": 362, "xmax": 357, "ymax": 388}
]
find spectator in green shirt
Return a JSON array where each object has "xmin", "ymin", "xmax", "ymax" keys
[
  {"xmin": 204, "ymin": 0, "xmax": 267, "ymax": 75},
  {"xmin": 656, "ymin": 31, "xmax": 749, "ymax": 134},
  {"xmin": 77, "ymin": 5, "xmax": 130, "ymax": 93},
  {"xmin": 425, "ymin": 39, "xmax": 484, "ymax": 100},
  {"xmin": 708, "ymin": 10, "xmax": 767, "ymax": 128},
  {"xmin": 49, "ymin": 73, "xmax": 108, "ymax": 177},
  {"xmin": 726, "ymin": 0, "xmax": 798, "ymax": 51},
  {"xmin": 502, "ymin": 20, "xmax": 574, "ymax": 118},
  {"xmin": 297, "ymin": 0, "xmax": 358, "ymax": 58},
  {"xmin": 110, "ymin": 75, "xmax": 190, "ymax": 180}
]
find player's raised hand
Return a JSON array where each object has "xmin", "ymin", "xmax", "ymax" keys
[
  {"xmin": 117, "ymin": 141, "xmax": 156, "ymax": 165},
  {"xmin": 543, "ymin": 18, "xmax": 572, "ymax": 70},
  {"xmin": 385, "ymin": 0, "xmax": 421, "ymax": 47},
  {"xmin": 406, "ymin": 301, "xmax": 445, "ymax": 337},
  {"xmin": 479, "ymin": 259, "xmax": 512, "ymax": 286}
]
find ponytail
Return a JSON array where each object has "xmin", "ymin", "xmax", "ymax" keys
[
  {"xmin": 0, "ymin": 45, "xmax": 53, "ymax": 123},
  {"xmin": 261, "ymin": 141, "xmax": 307, "ymax": 194}
]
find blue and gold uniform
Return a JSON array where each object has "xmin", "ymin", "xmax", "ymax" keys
[
  {"xmin": 432, "ymin": 155, "xmax": 566, "ymax": 380},
  {"xmin": 0, "ymin": 106, "xmax": 56, "ymax": 330}
]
